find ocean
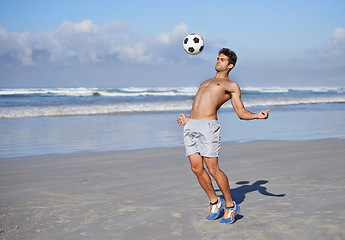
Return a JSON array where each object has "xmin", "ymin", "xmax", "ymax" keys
[{"xmin": 1, "ymin": 86, "xmax": 345, "ymax": 158}]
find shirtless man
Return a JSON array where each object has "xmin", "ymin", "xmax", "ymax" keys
[{"xmin": 177, "ymin": 48, "xmax": 270, "ymax": 224}]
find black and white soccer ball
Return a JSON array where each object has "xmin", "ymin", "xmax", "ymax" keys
[{"xmin": 183, "ymin": 33, "xmax": 204, "ymax": 55}]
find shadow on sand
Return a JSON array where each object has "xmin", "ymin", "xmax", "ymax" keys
[{"xmin": 216, "ymin": 180, "xmax": 285, "ymax": 222}]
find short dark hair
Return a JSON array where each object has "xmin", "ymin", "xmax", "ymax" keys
[{"xmin": 219, "ymin": 48, "xmax": 237, "ymax": 67}]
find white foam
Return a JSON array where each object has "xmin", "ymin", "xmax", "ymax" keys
[
  {"xmin": 0, "ymin": 101, "xmax": 193, "ymax": 118},
  {"xmin": 1, "ymin": 86, "xmax": 343, "ymax": 97},
  {"xmin": 242, "ymin": 86, "xmax": 344, "ymax": 93},
  {"xmin": 1, "ymin": 94, "xmax": 345, "ymax": 118},
  {"xmin": 0, "ymin": 87, "xmax": 199, "ymax": 97},
  {"xmin": 1, "ymin": 86, "xmax": 344, "ymax": 118}
]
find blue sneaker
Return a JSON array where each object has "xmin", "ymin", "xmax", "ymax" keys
[
  {"xmin": 206, "ymin": 197, "xmax": 224, "ymax": 220},
  {"xmin": 220, "ymin": 201, "xmax": 240, "ymax": 224}
]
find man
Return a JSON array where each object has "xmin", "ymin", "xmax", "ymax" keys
[{"xmin": 177, "ymin": 48, "xmax": 270, "ymax": 224}]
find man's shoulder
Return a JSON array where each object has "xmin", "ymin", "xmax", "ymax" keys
[
  {"xmin": 223, "ymin": 79, "xmax": 240, "ymax": 92},
  {"xmin": 226, "ymin": 79, "xmax": 238, "ymax": 85}
]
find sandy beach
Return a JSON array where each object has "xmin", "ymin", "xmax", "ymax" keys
[{"xmin": 1, "ymin": 139, "xmax": 345, "ymax": 239}]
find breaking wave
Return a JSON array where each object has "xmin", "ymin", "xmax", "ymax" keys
[{"xmin": 1, "ymin": 86, "xmax": 344, "ymax": 118}]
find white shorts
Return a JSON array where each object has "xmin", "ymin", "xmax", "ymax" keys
[{"xmin": 183, "ymin": 119, "xmax": 221, "ymax": 158}]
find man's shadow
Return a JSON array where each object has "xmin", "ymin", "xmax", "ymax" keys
[{"xmin": 216, "ymin": 180, "xmax": 285, "ymax": 221}]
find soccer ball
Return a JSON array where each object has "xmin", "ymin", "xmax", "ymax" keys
[{"xmin": 183, "ymin": 33, "xmax": 204, "ymax": 55}]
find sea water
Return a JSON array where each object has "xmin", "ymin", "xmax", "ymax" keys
[{"xmin": 1, "ymin": 86, "xmax": 344, "ymax": 158}]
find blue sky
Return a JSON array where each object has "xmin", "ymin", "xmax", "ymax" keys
[{"xmin": 0, "ymin": 0, "xmax": 344, "ymax": 88}]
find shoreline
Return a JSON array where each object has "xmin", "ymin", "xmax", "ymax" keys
[
  {"xmin": 2, "ymin": 107, "xmax": 345, "ymax": 159},
  {"xmin": 1, "ymin": 139, "xmax": 345, "ymax": 239},
  {"xmin": 1, "ymin": 137, "xmax": 344, "ymax": 160}
]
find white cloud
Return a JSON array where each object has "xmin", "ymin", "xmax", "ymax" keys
[
  {"xmin": 0, "ymin": 27, "xmax": 36, "ymax": 66},
  {"xmin": 157, "ymin": 23, "xmax": 189, "ymax": 44},
  {"xmin": 0, "ymin": 20, "xmax": 191, "ymax": 67},
  {"xmin": 118, "ymin": 43, "xmax": 152, "ymax": 63},
  {"xmin": 319, "ymin": 27, "xmax": 345, "ymax": 57},
  {"xmin": 59, "ymin": 20, "xmax": 99, "ymax": 34}
]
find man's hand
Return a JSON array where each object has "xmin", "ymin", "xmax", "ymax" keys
[
  {"xmin": 256, "ymin": 109, "xmax": 270, "ymax": 119},
  {"xmin": 177, "ymin": 113, "xmax": 190, "ymax": 125}
]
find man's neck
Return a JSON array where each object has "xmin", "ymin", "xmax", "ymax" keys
[{"xmin": 215, "ymin": 71, "xmax": 230, "ymax": 79}]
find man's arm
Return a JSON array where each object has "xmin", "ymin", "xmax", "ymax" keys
[
  {"xmin": 177, "ymin": 113, "xmax": 190, "ymax": 125},
  {"xmin": 230, "ymin": 82, "xmax": 270, "ymax": 120}
]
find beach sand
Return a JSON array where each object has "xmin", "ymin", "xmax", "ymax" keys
[{"xmin": 1, "ymin": 139, "xmax": 345, "ymax": 239}]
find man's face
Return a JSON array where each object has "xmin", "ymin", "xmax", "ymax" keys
[{"xmin": 215, "ymin": 53, "xmax": 233, "ymax": 72}]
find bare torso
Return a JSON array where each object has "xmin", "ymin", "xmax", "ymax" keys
[
  {"xmin": 190, "ymin": 77, "xmax": 234, "ymax": 120},
  {"xmin": 178, "ymin": 52, "xmax": 269, "ymax": 126}
]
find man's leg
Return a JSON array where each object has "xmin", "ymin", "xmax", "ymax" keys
[
  {"xmin": 204, "ymin": 157, "xmax": 234, "ymax": 208},
  {"xmin": 188, "ymin": 153, "xmax": 218, "ymax": 204}
]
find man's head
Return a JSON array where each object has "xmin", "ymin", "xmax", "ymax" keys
[{"xmin": 218, "ymin": 48, "xmax": 237, "ymax": 72}]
